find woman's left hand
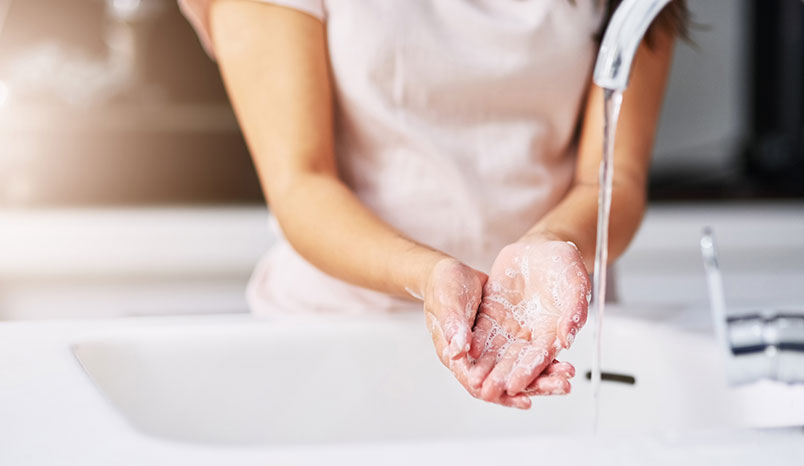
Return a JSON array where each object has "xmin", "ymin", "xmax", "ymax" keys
[{"xmin": 467, "ymin": 235, "xmax": 591, "ymax": 402}]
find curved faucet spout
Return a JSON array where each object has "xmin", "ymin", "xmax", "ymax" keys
[{"xmin": 593, "ymin": 0, "xmax": 673, "ymax": 91}]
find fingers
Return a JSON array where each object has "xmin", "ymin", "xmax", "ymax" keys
[
  {"xmin": 523, "ymin": 374, "xmax": 572, "ymax": 396},
  {"xmin": 468, "ymin": 322, "xmax": 488, "ymax": 361},
  {"xmin": 504, "ymin": 344, "xmax": 554, "ymax": 396},
  {"xmin": 451, "ymin": 269, "xmax": 486, "ymax": 358},
  {"xmin": 439, "ymin": 298, "xmax": 478, "ymax": 360},
  {"xmin": 543, "ymin": 359, "xmax": 576, "ymax": 378},
  {"xmin": 468, "ymin": 348, "xmax": 497, "ymax": 388},
  {"xmin": 425, "ymin": 259, "xmax": 485, "ymax": 360},
  {"xmin": 446, "ymin": 278, "xmax": 485, "ymax": 360},
  {"xmin": 443, "ymin": 316, "xmax": 471, "ymax": 360},
  {"xmin": 426, "ymin": 312, "xmax": 531, "ymax": 409},
  {"xmin": 481, "ymin": 357, "xmax": 575, "ymax": 399},
  {"xmin": 468, "ymin": 310, "xmax": 497, "ymax": 360},
  {"xmin": 467, "ymin": 314, "xmax": 510, "ymax": 388},
  {"xmin": 450, "ymin": 357, "xmax": 531, "ymax": 410},
  {"xmin": 480, "ymin": 340, "xmax": 531, "ymax": 401},
  {"xmin": 498, "ymin": 394, "xmax": 532, "ymax": 409},
  {"xmin": 515, "ymin": 361, "xmax": 573, "ymax": 397}
]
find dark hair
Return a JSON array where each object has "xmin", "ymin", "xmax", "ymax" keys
[{"xmin": 594, "ymin": 0, "xmax": 691, "ymax": 45}]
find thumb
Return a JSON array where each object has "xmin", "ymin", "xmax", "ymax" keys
[
  {"xmin": 446, "ymin": 268, "xmax": 487, "ymax": 359},
  {"xmin": 465, "ymin": 268, "xmax": 488, "ymax": 323},
  {"xmin": 444, "ymin": 317, "xmax": 471, "ymax": 360}
]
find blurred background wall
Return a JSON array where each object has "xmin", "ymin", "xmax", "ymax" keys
[
  {"xmin": 0, "ymin": 0, "xmax": 802, "ymax": 320},
  {"xmin": 0, "ymin": 0, "xmax": 802, "ymax": 207},
  {"xmin": 652, "ymin": 0, "xmax": 750, "ymax": 184},
  {"xmin": 0, "ymin": 0, "xmax": 261, "ymax": 206},
  {"xmin": 653, "ymin": 0, "xmax": 803, "ymax": 200}
]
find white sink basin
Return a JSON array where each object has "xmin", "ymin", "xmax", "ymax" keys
[{"xmin": 72, "ymin": 313, "xmax": 804, "ymax": 446}]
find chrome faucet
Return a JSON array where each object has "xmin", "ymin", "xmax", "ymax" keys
[
  {"xmin": 593, "ymin": 0, "xmax": 673, "ymax": 91},
  {"xmin": 593, "ymin": 0, "xmax": 804, "ymax": 385},
  {"xmin": 701, "ymin": 228, "xmax": 804, "ymax": 385},
  {"xmin": 594, "ymin": 0, "xmax": 804, "ymax": 90}
]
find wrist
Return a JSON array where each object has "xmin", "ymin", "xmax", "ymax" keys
[
  {"xmin": 389, "ymin": 243, "xmax": 451, "ymax": 301},
  {"xmin": 519, "ymin": 227, "xmax": 588, "ymax": 270},
  {"xmin": 519, "ymin": 227, "xmax": 563, "ymax": 245}
]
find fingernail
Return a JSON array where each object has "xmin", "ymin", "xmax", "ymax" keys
[
  {"xmin": 514, "ymin": 397, "xmax": 531, "ymax": 410},
  {"xmin": 550, "ymin": 379, "xmax": 570, "ymax": 395},
  {"xmin": 551, "ymin": 383, "xmax": 569, "ymax": 395}
]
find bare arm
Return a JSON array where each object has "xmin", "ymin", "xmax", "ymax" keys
[
  {"xmin": 207, "ymin": 1, "xmax": 522, "ymax": 404},
  {"xmin": 523, "ymin": 27, "xmax": 677, "ymax": 271},
  {"xmin": 209, "ymin": 1, "xmax": 448, "ymax": 299}
]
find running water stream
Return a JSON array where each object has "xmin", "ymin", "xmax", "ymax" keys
[{"xmin": 590, "ymin": 88, "xmax": 623, "ymax": 431}]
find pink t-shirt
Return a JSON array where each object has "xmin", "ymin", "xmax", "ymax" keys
[{"xmin": 180, "ymin": 0, "xmax": 604, "ymax": 315}]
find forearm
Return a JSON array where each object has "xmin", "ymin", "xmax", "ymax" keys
[
  {"xmin": 270, "ymin": 172, "xmax": 448, "ymax": 299},
  {"xmin": 522, "ymin": 180, "xmax": 646, "ymax": 272},
  {"xmin": 209, "ymin": 1, "xmax": 447, "ymax": 300},
  {"xmin": 528, "ymin": 29, "xmax": 676, "ymax": 271}
]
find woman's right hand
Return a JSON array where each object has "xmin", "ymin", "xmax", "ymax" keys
[{"xmin": 421, "ymin": 258, "xmax": 574, "ymax": 409}]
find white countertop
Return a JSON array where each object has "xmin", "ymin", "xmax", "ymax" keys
[
  {"xmin": 2, "ymin": 203, "xmax": 803, "ymax": 463},
  {"xmin": 1, "ymin": 313, "xmax": 803, "ymax": 466}
]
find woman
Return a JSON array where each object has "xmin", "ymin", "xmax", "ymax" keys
[{"xmin": 180, "ymin": 0, "xmax": 686, "ymax": 409}]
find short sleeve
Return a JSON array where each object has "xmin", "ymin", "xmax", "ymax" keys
[{"xmin": 178, "ymin": 0, "xmax": 325, "ymax": 57}]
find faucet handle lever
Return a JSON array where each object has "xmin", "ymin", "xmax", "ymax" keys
[
  {"xmin": 701, "ymin": 227, "xmax": 730, "ymax": 355},
  {"xmin": 701, "ymin": 227, "xmax": 804, "ymax": 385}
]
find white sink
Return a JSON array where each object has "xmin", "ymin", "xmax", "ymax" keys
[{"xmin": 72, "ymin": 312, "xmax": 804, "ymax": 446}]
